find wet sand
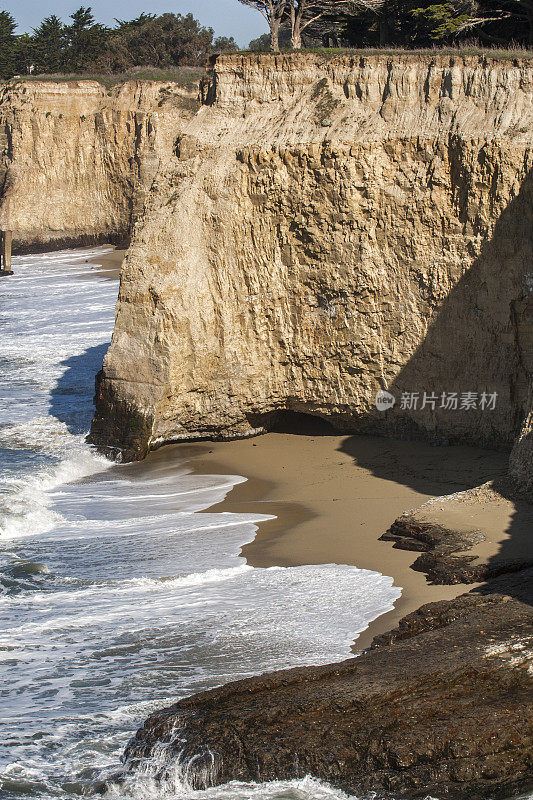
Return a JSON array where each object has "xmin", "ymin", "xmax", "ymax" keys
[
  {"xmin": 144, "ymin": 433, "xmax": 511, "ymax": 653},
  {"xmin": 80, "ymin": 246, "xmax": 126, "ymax": 280}
]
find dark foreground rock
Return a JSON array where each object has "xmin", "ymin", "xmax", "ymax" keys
[
  {"xmin": 381, "ymin": 515, "xmax": 533, "ymax": 584},
  {"xmin": 124, "ymin": 572, "xmax": 533, "ymax": 800},
  {"xmin": 380, "ymin": 483, "xmax": 533, "ymax": 585}
]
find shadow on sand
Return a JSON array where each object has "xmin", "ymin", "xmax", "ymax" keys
[{"xmin": 337, "ymin": 165, "xmax": 533, "ymax": 603}]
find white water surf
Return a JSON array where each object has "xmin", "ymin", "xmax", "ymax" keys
[{"xmin": 0, "ymin": 249, "xmax": 401, "ymax": 800}]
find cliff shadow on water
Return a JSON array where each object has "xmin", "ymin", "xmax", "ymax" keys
[
  {"xmin": 49, "ymin": 343, "xmax": 110, "ymax": 434},
  {"xmin": 339, "ymin": 165, "xmax": 533, "ymax": 603}
]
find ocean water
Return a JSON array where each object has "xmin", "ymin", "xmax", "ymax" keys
[{"xmin": 0, "ymin": 249, "xmax": 403, "ymax": 800}]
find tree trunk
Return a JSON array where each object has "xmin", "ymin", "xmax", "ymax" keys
[
  {"xmin": 271, "ymin": 19, "xmax": 280, "ymax": 51},
  {"xmin": 379, "ymin": 19, "xmax": 390, "ymax": 45},
  {"xmin": 291, "ymin": 5, "xmax": 302, "ymax": 50}
]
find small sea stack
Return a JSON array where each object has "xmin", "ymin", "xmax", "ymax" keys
[{"xmin": 0, "ymin": 230, "xmax": 13, "ymax": 275}]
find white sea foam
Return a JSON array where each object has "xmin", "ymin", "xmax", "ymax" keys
[
  {"xmin": 0, "ymin": 444, "xmax": 111, "ymax": 539},
  {"xmin": 0, "ymin": 249, "xmax": 402, "ymax": 800}
]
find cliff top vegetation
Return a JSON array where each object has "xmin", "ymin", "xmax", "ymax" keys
[
  {"xmin": 3, "ymin": 46, "xmax": 531, "ymax": 95},
  {"xmin": 0, "ymin": 1, "xmax": 530, "ymax": 83},
  {"xmin": 0, "ymin": 8, "xmax": 237, "ymax": 81},
  {"xmin": 7, "ymin": 66, "xmax": 206, "ymax": 91},
  {"xmin": 232, "ymin": 43, "xmax": 533, "ymax": 59}
]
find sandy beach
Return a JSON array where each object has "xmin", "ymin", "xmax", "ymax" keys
[
  {"xmin": 80, "ymin": 246, "xmax": 524, "ymax": 653},
  {"xmin": 142, "ymin": 432, "xmax": 512, "ymax": 652},
  {"xmin": 81, "ymin": 246, "xmax": 126, "ymax": 280},
  {"xmin": 82, "ymin": 245, "xmax": 523, "ymax": 653}
]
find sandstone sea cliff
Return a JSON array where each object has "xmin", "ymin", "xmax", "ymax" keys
[
  {"xmin": 0, "ymin": 79, "xmax": 197, "ymax": 251},
  {"xmin": 1, "ymin": 55, "xmax": 531, "ymax": 799},
  {"xmin": 88, "ymin": 59, "xmax": 532, "ymax": 795},
  {"xmin": 85, "ymin": 53, "xmax": 533, "ymax": 503}
]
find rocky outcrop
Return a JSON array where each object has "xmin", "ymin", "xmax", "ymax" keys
[
  {"xmin": 89, "ymin": 53, "xmax": 533, "ymax": 484},
  {"xmin": 510, "ymin": 409, "xmax": 533, "ymax": 499},
  {"xmin": 382, "ymin": 481, "xmax": 533, "ymax": 583},
  {"xmin": 123, "ymin": 572, "xmax": 533, "ymax": 800},
  {"xmin": 0, "ymin": 79, "xmax": 198, "ymax": 251}
]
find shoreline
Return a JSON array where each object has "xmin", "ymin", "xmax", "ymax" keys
[
  {"xmin": 79, "ymin": 246, "xmax": 126, "ymax": 281},
  {"xmin": 78, "ymin": 246, "xmax": 525, "ymax": 655},
  {"xmin": 145, "ymin": 432, "xmax": 511, "ymax": 653}
]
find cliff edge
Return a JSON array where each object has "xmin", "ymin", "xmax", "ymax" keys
[{"xmin": 88, "ymin": 53, "xmax": 533, "ymax": 498}]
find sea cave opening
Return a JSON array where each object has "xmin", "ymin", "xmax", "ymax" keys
[{"xmin": 252, "ymin": 409, "xmax": 337, "ymax": 436}]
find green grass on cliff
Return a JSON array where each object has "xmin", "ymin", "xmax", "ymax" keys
[
  {"xmin": 234, "ymin": 44, "xmax": 533, "ymax": 60},
  {"xmin": 11, "ymin": 66, "xmax": 205, "ymax": 90},
  {"xmin": 309, "ymin": 45, "xmax": 533, "ymax": 59}
]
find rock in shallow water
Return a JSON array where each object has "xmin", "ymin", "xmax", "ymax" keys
[{"xmin": 124, "ymin": 572, "xmax": 533, "ymax": 800}]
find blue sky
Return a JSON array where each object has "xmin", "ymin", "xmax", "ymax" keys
[{"xmin": 5, "ymin": 0, "xmax": 268, "ymax": 47}]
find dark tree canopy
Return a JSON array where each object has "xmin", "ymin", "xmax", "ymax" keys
[
  {"xmin": 0, "ymin": 0, "xmax": 529, "ymax": 82},
  {"xmin": 114, "ymin": 13, "xmax": 157, "ymax": 32},
  {"xmin": 0, "ymin": 11, "xmax": 17, "ymax": 79},
  {"xmin": 32, "ymin": 16, "xmax": 66, "ymax": 73},
  {"xmin": 0, "ymin": 7, "xmax": 239, "ymax": 79},
  {"xmin": 93, "ymin": 13, "xmax": 215, "ymax": 71},
  {"xmin": 242, "ymin": 0, "xmax": 533, "ymax": 47},
  {"xmin": 379, "ymin": 0, "xmax": 533, "ymax": 46},
  {"xmin": 65, "ymin": 7, "xmax": 109, "ymax": 71}
]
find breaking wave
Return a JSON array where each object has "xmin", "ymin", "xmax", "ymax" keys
[{"xmin": 0, "ymin": 249, "xmax": 400, "ymax": 800}]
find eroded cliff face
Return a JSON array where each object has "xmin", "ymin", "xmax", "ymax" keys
[
  {"xmin": 89, "ymin": 54, "xmax": 533, "ymax": 481},
  {"xmin": 0, "ymin": 79, "xmax": 198, "ymax": 251}
]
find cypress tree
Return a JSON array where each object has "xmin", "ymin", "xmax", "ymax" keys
[
  {"xmin": 32, "ymin": 15, "xmax": 66, "ymax": 73},
  {"xmin": 0, "ymin": 11, "xmax": 17, "ymax": 79}
]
